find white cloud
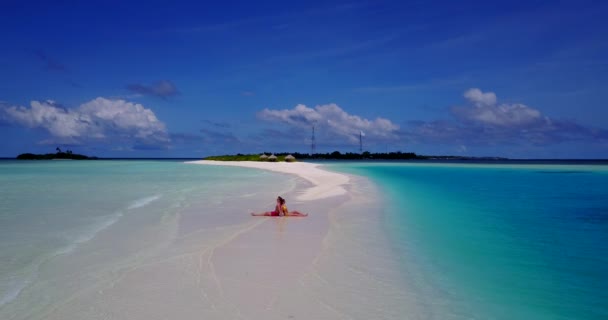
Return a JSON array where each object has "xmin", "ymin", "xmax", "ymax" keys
[
  {"xmin": 402, "ymin": 88, "xmax": 606, "ymax": 150},
  {"xmin": 2, "ymin": 97, "xmax": 169, "ymax": 146},
  {"xmin": 455, "ymin": 88, "xmax": 546, "ymax": 127},
  {"xmin": 258, "ymin": 103, "xmax": 399, "ymax": 142},
  {"xmin": 259, "ymin": 104, "xmax": 323, "ymax": 126},
  {"xmin": 463, "ymin": 88, "xmax": 497, "ymax": 107},
  {"xmin": 5, "ymin": 100, "xmax": 96, "ymax": 138}
]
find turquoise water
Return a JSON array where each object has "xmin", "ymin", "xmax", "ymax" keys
[
  {"xmin": 0, "ymin": 160, "xmax": 292, "ymax": 314},
  {"xmin": 327, "ymin": 162, "xmax": 608, "ymax": 319},
  {"xmin": 3, "ymin": 160, "xmax": 607, "ymax": 319}
]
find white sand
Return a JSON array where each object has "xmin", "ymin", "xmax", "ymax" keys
[
  {"xmin": 7, "ymin": 161, "xmax": 411, "ymax": 320},
  {"xmin": 187, "ymin": 160, "xmax": 350, "ymax": 201},
  {"xmin": 180, "ymin": 160, "xmax": 412, "ymax": 318}
]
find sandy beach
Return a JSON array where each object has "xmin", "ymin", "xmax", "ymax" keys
[
  {"xmin": 177, "ymin": 160, "xmax": 409, "ymax": 319},
  {"xmin": 4, "ymin": 160, "xmax": 607, "ymax": 319},
  {"xmin": 1, "ymin": 160, "xmax": 408, "ymax": 320},
  {"xmin": 187, "ymin": 160, "xmax": 350, "ymax": 201}
]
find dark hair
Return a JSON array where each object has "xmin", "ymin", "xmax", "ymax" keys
[{"xmin": 277, "ymin": 196, "xmax": 285, "ymax": 204}]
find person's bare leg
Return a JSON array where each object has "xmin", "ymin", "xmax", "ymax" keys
[
  {"xmin": 251, "ymin": 211, "xmax": 272, "ymax": 216},
  {"xmin": 289, "ymin": 211, "xmax": 308, "ymax": 217}
]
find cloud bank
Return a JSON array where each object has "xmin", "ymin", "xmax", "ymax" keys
[
  {"xmin": 126, "ymin": 80, "xmax": 179, "ymax": 98},
  {"xmin": 405, "ymin": 88, "xmax": 607, "ymax": 147},
  {"xmin": 1, "ymin": 97, "xmax": 169, "ymax": 148},
  {"xmin": 253, "ymin": 91, "xmax": 607, "ymax": 155},
  {"xmin": 455, "ymin": 88, "xmax": 546, "ymax": 127},
  {"xmin": 258, "ymin": 103, "xmax": 399, "ymax": 143}
]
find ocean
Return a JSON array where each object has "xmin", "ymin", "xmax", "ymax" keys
[
  {"xmin": 0, "ymin": 160, "xmax": 295, "ymax": 318},
  {"xmin": 1, "ymin": 159, "xmax": 607, "ymax": 319},
  {"xmin": 326, "ymin": 161, "xmax": 608, "ymax": 319}
]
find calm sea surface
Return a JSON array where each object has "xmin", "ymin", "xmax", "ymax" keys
[
  {"xmin": 327, "ymin": 161, "xmax": 608, "ymax": 319},
  {"xmin": 2, "ymin": 160, "xmax": 607, "ymax": 319},
  {"xmin": 0, "ymin": 160, "xmax": 291, "ymax": 315}
]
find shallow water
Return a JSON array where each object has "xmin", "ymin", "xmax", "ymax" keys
[
  {"xmin": 0, "ymin": 160, "xmax": 295, "ymax": 318},
  {"xmin": 4, "ymin": 160, "xmax": 606, "ymax": 319},
  {"xmin": 326, "ymin": 162, "xmax": 608, "ymax": 319}
]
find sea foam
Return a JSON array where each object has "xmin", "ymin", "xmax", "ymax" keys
[
  {"xmin": 128, "ymin": 195, "xmax": 161, "ymax": 210},
  {"xmin": 0, "ymin": 276, "xmax": 31, "ymax": 308}
]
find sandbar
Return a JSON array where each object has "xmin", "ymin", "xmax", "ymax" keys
[
  {"xmin": 186, "ymin": 160, "xmax": 350, "ymax": 201},
  {"xmin": 17, "ymin": 160, "xmax": 407, "ymax": 319}
]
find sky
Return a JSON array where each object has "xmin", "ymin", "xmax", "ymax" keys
[{"xmin": 1, "ymin": 0, "xmax": 607, "ymax": 159}]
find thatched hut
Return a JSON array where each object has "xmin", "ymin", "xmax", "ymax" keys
[
  {"xmin": 259, "ymin": 154, "xmax": 268, "ymax": 161},
  {"xmin": 285, "ymin": 154, "xmax": 296, "ymax": 162},
  {"xmin": 268, "ymin": 154, "xmax": 278, "ymax": 162}
]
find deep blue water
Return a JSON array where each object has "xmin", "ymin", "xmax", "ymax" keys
[{"xmin": 327, "ymin": 162, "xmax": 608, "ymax": 319}]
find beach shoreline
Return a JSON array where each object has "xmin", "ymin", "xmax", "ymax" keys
[
  {"xmin": 186, "ymin": 160, "xmax": 350, "ymax": 201},
  {"xmin": 1, "ymin": 160, "xmax": 410, "ymax": 320},
  {"xmin": 184, "ymin": 160, "xmax": 412, "ymax": 319},
  {"xmin": 3, "ymin": 160, "xmax": 607, "ymax": 319}
]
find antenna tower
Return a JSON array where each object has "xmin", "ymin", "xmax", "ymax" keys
[
  {"xmin": 359, "ymin": 131, "xmax": 363, "ymax": 153},
  {"xmin": 311, "ymin": 125, "xmax": 316, "ymax": 155}
]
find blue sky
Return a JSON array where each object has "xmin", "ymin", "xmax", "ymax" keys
[{"xmin": 1, "ymin": 0, "xmax": 607, "ymax": 158}]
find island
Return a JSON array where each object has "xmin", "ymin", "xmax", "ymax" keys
[
  {"xmin": 204, "ymin": 151, "xmax": 507, "ymax": 162},
  {"xmin": 17, "ymin": 148, "xmax": 97, "ymax": 160}
]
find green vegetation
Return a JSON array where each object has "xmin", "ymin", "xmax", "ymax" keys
[
  {"xmin": 16, "ymin": 147, "xmax": 96, "ymax": 160},
  {"xmin": 205, "ymin": 153, "xmax": 290, "ymax": 161},
  {"xmin": 204, "ymin": 151, "xmax": 508, "ymax": 161},
  {"xmin": 204, "ymin": 151, "xmax": 423, "ymax": 161}
]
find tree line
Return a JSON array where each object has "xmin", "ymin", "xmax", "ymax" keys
[
  {"xmin": 264, "ymin": 151, "xmax": 423, "ymax": 160},
  {"xmin": 16, "ymin": 147, "xmax": 95, "ymax": 160}
]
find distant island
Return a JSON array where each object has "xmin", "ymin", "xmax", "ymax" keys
[
  {"xmin": 17, "ymin": 148, "xmax": 97, "ymax": 160},
  {"xmin": 204, "ymin": 151, "xmax": 507, "ymax": 162}
]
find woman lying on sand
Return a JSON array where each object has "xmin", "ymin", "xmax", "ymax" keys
[{"xmin": 251, "ymin": 196, "xmax": 308, "ymax": 217}]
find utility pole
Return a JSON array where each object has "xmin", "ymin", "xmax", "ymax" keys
[
  {"xmin": 311, "ymin": 125, "xmax": 316, "ymax": 156},
  {"xmin": 359, "ymin": 130, "xmax": 363, "ymax": 153}
]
